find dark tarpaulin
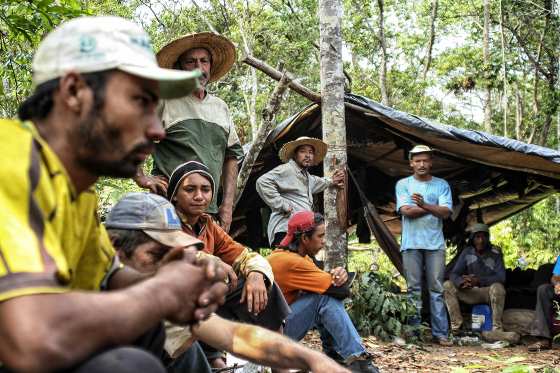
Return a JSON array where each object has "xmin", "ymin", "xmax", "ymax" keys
[{"xmin": 232, "ymin": 94, "xmax": 560, "ymax": 273}]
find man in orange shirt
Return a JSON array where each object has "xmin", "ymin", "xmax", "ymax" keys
[{"xmin": 267, "ymin": 211, "xmax": 379, "ymax": 373}]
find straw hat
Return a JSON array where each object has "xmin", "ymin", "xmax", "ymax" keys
[
  {"xmin": 157, "ymin": 32, "xmax": 236, "ymax": 83},
  {"xmin": 278, "ymin": 137, "xmax": 328, "ymax": 164}
]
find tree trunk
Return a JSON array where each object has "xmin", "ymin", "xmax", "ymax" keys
[
  {"xmin": 515, "ymin": 83, "xmax": 523, "ymax": 140},
  {"xmin": 319, "ymin": 0, "xmax": 347, "ymax": 270},
  {"xmin": 482, "ymin": 0, "xmax": 492, "ymax": 133},
  {"xmin": 499, "ymin": 0, "xmax": 508, "ymax": 137},
  {"xmin": 377, "ymin": 0, "xmax": 391, "ymax": 107},
  {"xmin": 422, "ymin": 0, "xmax": 438, "ymax": 80}
]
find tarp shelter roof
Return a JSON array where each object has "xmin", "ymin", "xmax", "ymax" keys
[{"xmin": 232, "ymin": 94, "xmax": 560, "ymax": 261}]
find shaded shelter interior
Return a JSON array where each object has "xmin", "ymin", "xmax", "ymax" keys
[{"xmin": 231, "ymin": 94, "xmax": 560, "ymax": 275}]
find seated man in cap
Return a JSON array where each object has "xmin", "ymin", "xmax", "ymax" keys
[
  {"xmin": 0, "ymin": 15, "xmax": 227, "ymax": 373},
  {"xmin": 267, "ymin": 211, "xmax": 380, "ymax": 373},
  {"xmin": 167, "ymin": 160, "xmax": 291, "ymax": 369},
  {"xmin": 105, "ymin": 192, "xmax": 350, "ymax": 373},
  {"xmin": 256, "ymin": 136, "xmax": 345, "ymax": 247},
  {"xmin": 526, "ymin": 255, "xmax": 560, "ymax": 352},
  {"xmin": 134, "ymin": 32, "xmax": 243, "ymax": 233},
  {"xmin": 444, "ymin": 223, "xmax": 517, "ymax": 342}
]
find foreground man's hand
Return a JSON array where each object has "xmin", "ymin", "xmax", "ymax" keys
[
  {"xmin": 155, "ymin": 258, "xmax": 227, "ymax": 325},
  {"xmin": 241, "ymin": 272, "xmax": 268, "ymax": 315}
]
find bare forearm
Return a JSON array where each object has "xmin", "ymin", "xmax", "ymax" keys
[
  {"xmin": 230, "ymin": 324, "xmax": 319, "ymax": 370},
  {"xmin": 221, "ymin": 158, "xmax": 238, "ymax": 208},
  {"xmin": 421, "ymin": 204, "xmax": 451, "ymax": 219},
  {"xmin": 0, "ymin": 280, "xmax": 173, "ymax": 371},
  {"xmin": 400, "ymin": 206, "xmax": 429, "ymax": 218}
]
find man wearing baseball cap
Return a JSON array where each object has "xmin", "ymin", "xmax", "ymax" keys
[
  {"xmin": 395, "ymin": 145, "xmax": 453, "ymax": 345},
  {"xmin": 0, "ymin": 16, "xmax": 228, "ymax": 372},
  {"xmin": 134, "ymin": 32, "xmax": 243, "ymax": 233},
  {"xmin": 106, "ymin": 192, "xmax": 350, "ymax": 373},
  {"xmin": 444, "ymin": 223, "xmax": 518, "ymax": 343},
  {"xmin": 256, "ymin": 136, "xmax": 345, "ymax": 246},
  {"xmin": 267, "ymin": 211, "xmax": 380, "ymax": 373}
]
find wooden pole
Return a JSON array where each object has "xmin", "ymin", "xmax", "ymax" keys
[{"xmin": 319, "ymin": 0, "xmax": 347, "ymax": 270}]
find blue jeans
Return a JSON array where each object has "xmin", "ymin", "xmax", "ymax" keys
[
  {"xmin": 284, "ymin": 293, "xmax": 366, "ymax": 361},
  {"xmin": 402, "ymin": 249, "xmax": 449, "ymax": 338}
]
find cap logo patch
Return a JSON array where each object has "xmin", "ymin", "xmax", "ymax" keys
[
  {"xmin": 165, "ymin": 207, "xmax": 181, "ymax": 228},
  {"xmin": 130, "ymin": 35, "xmax": 153, "ymax": 53},
  {"xmin": 79, "ymin": 35, "xmax": 97, "ymax": 54}
]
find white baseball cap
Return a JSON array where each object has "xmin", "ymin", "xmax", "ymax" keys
[{"xmin": 32, "ymin": 16, "xmax": 200, "ymax": 99}]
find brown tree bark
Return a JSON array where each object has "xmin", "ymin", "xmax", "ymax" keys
[
  {"xmin": 422, "ymin": 0, "xmax": 438, "ymax": 80},
  {"xmin": 499, "ymin": 0, "xmax": 508, "ymax": 137},
  {"xmin": 482, "ymin": 0, "xmax": 492, "ymax": 133},
  {"xmin": 377, "ymin": 0, "xmax": 391, "ymax": 107},
  {"xmin": 319, "ymin": 0, "xmax": 347, "ymax": 270}
]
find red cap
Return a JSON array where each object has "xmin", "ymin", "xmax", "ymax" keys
[{"xmin": 279, "ymin": 211, "xmax": 316, "ymax": 247}]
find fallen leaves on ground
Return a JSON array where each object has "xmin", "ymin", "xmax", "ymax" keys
[{"xmin": 301, "ymin": 331, "xmax": 560, "ymax": 372}]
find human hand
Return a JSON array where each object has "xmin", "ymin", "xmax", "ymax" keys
[
  {"xmin": 154, "ymin": 260, "xmax": 228, "ymax": 325},
  {"xmin": 460, "ymin": 275, "xmax": 472, "ymax": 289},
  {"xmin": 330, "ymin": 267, "xmax": 348, "ymax": 287},
  {"xmin": 218, "ymin": 204, "xmax": 233, "ymax": 233},
  {"xmin": 411, "ymin": 193, "xmax": 424, "ymax": 206},
  {"xmin": 554, "ymin": 284, "xmax": 560, "ymax": 295},
  {"xmin": 220, "ymin": 260, "xmax": 238, "ymax": 291},
  {"xmin": 241, "ymin": 272, "xmax": 268, "ymax": 315},
  {"xmin": 284, "ymin": 205, "xmax": 294, "ymax": 217},
  {"xmin": 331, "ymin": 169, "xmax": 345, "ymax": 188},
  {"xmin": 470, "ymin": 275, "xmax": 480, "ymax": 287},
  {"xmin": 134, "ymin": 174, "xmax": 169, "ymax": 196}
]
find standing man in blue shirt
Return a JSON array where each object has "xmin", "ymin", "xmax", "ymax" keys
[
  {"xmin": 527, "ymin": 256, "xmax": 560, "ymax": 351},
  {"xmin": 395, "ymin": 145, "xmax": 453, "ymax": 346}
]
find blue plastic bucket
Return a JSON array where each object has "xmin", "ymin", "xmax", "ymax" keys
[{"xmin": 471, "ymin": 304, "xmax": 492, "ymax": 332}]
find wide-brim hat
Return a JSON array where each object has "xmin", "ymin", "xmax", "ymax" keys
[
  {"xmin": 278, "ymin": 137, "xmax": 328, "ymax": 164},
  {"xmin": 157, "ymin": 32, "xmax": 236, "ymax": 83}
]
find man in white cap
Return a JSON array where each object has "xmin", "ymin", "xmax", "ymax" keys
[
  {"xmin": 395, "ymin": 145, "xmax": 453, "ymax": 346},
  {"xmin": 134, "ymin": 33, "xmax": 243, "ymax": 233},
  {"xmin": 256, "ymin": 136, "xmax": 345, "ymax": 246},
  {"xmin": 0, "ymin": 16, "xmax": 228, "ymax": 372}
]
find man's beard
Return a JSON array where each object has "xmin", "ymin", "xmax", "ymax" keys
[{"xmin": 75, "ymin": 109, "xmax": 153, "ymax": 178}]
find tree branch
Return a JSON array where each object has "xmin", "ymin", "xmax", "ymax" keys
[{"xmin": 234, "ymin": 68, "xmax": 291, "ymax": 208}]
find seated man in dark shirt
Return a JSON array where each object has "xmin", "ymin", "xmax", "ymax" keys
[{"xmin": 444, "ymin": 224, "xmax": 511, "ymax": 336}]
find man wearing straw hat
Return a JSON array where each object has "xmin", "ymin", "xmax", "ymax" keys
[
  {"xmin": 256, "ymin": 136, "xmax": 345, "ymax": 246},
  {"xmin": 134, "ymin": 32, "xmax": 243, "ymax": 233}
]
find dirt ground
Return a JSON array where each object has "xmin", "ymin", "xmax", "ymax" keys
[{"xmin": 301, "ymin": 331, "xmax": 560, "ymax": 372}]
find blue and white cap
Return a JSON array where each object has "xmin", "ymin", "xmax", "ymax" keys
[
  {"xmin": 32, "ymin": 16, "xmax": 201, "ymax": 99},
  {"xmin": 105, "ymin": 192, "xmax": 203, "ymax": 249}
]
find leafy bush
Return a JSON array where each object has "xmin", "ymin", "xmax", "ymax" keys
[{"xmin": 347, "ymin": 271, "xmax": 421, "ymax": 342}]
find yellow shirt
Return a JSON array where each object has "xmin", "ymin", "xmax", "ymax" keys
[{"xmin": 0, "ymin": 119, "xmax": 114, "ymax": 302}]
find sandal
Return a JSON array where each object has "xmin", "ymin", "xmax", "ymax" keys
[{"xmin": 527, "ymin": 339, "xmax": 551, "ymax": 352}]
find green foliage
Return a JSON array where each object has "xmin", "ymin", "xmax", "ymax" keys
[
  {"xmin": 491, "ymin": 197, "xmax": 560, "ymax": 269},
  {"xmin": 0, "ymin": 0, "xmax": 85, "ymax": 117},
  {"xmin": 347, "ymin": 271, "xmax": 421, "ymax": 342}
]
